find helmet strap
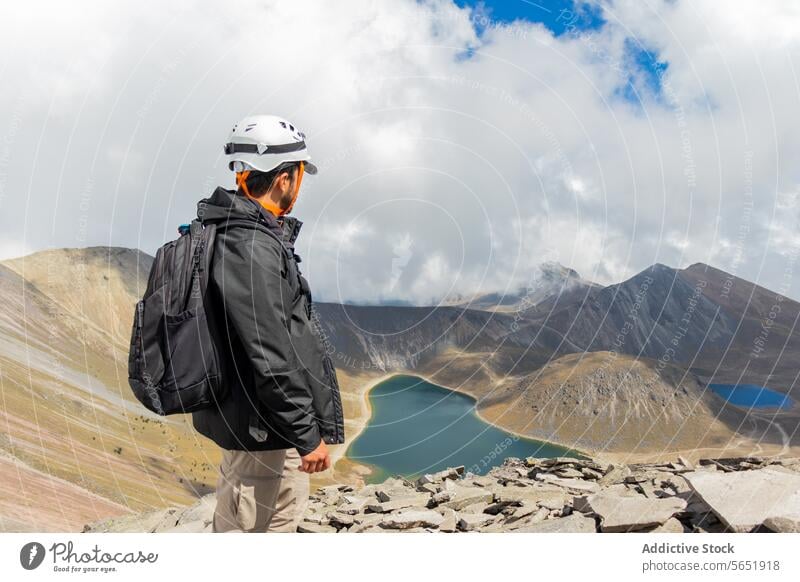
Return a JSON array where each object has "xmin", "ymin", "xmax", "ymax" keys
[
  {"xmin": 283, "ymin": 161, "xmax": 304, "ymax": 215},
  {"xmin": 236, "ymin": 169, "xmax": 284, "ymax": 217}
]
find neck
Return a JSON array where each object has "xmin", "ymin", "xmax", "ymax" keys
[{"xmin": 247, "ymin": 191, "xmax": 284, "ymax": 217}]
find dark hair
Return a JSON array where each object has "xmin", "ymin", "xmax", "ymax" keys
[{"xmin": 238, "ymin": 162, "xmax": 299, "ymax": 197}]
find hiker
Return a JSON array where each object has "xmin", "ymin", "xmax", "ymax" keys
[{"xmin": 191, "ymin": 114, "xmax": 345, "ymax": 532}]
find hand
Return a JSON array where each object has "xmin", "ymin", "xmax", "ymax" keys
[{"xmin": 299, "ymin": 440, "xmax": 331, "ymax": 474}]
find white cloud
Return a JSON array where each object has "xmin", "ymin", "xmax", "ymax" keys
[
  {"xmin": 0, "ymin": 0, "xmax": 798, "ymax": 303},
  {"xmin": 0, "ymin": 239, "xmax": 34, "ymax": 262}
]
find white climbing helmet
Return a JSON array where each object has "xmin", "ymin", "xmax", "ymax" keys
[{"xmin": 224, "ymin": 114, "xmax": 318, "ymax": 175}]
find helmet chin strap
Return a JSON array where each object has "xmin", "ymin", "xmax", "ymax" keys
[
  {"xmin": 283, "ymin": 161, "xmax": 304, "ymax": 215},
  {"xmin": 236, "ymin": 169, "xmax": 287, "ymax": 217}
]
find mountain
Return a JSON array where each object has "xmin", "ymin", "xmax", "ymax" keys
[
  {"xmin": 473, "ymin": 351, "xmax": 753, "ymax": 455},
  {"xmin": 441, "ymin": 261, "xmax": 600, "ymax": 312},
  {"xmin": 2, "ymin": 247, "xmax": 153, "ymax": 345},
  {"xmin": 314, "ymin": 261, "xmax": 800, "ymax": 460},
  {"xmin": 519, "ymin": 262, "xmax": 800, "ymax": 388},
  {"xmin": 1, "ymin": 245, "xmax": 799, "ymax": 532},
  {"xmin": 317, "ymin": 261, "xmax": 800, "ymax": 389},
  {"xmin": 0, "ymin": 247, "xmax": 227, "ymax": 532}
]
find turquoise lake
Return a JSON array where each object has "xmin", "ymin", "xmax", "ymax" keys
[
  {"xmin": 709, "ymin": 384, "xmax": 794, "ymax": 410},
  {"xmin": 346, "ymin": 375, "xmax": 587, "ymax": 484}
]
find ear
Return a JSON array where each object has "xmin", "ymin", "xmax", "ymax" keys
[{"xmin": 279, "ymin": 170, "xmax": 292, "ymax": 191}]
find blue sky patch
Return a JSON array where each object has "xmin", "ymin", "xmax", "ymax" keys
[
  {"xmin": 454, "ymin": 1, "xmax": 669, "ymax": 106},
  {"xmin": 613, "ymin": 38, "xmax": 669, "ymax": 109},
  {"xmin": 454, "ymin": 0, "xmax": 605, "ymax": 36}
]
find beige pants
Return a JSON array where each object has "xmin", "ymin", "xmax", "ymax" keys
[{"xmin": 212, "ymin": 447, "xmax": 310, "ymax": 533}]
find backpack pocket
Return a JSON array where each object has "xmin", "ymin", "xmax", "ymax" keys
[
  {"xmin": 128, "ymin": 298, "xmax": 166, "ymax": 414},
  {"xmin": 128, "ymin": 300, "xmax": 145, "ymax": 380},
  {"xmin": 160, "ymin": 307, "xmax": 225, "ymax": 411}
]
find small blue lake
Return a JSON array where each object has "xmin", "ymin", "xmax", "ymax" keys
[
  {"xmin": 709, "ymin": 384, "xmax": 794, "ymax": 410},
  {"xmin": 346, "ymin": 375, "xmax": 587, "ymax": 484}
]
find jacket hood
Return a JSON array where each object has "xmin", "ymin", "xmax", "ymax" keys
[
  {"xmin": 197, "ymin": 186, "xmax": 304, "ymax": 248},
  {"xmin": 197, "ymin": 186, "xmax": 261, "ymax": 224}
]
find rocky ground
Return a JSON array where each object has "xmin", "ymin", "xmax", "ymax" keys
[{"xmin": 82, "ymin": 454, "xmax": 800, "ymax": 533}]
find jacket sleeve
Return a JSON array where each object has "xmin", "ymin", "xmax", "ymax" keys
[{"xmin": 213, "ymin": 230, "xmax": 322, "ymax": 457}]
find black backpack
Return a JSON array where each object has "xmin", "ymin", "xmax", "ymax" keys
[{"xmin": 127, "ymin": 219, "xmax": 226, "ymax": 415}]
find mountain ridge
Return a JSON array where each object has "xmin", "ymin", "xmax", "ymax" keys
[{"xmin": 1, "ymin": 245, "xmax": 799, "ymax": 532}]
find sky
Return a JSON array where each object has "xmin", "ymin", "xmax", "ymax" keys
[{"xmin": 1, "ymin": 0, "xmax": 799, "ymax": 305}]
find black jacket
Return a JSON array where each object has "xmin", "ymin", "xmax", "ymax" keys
[{"xmin": 190, "ymin": 186, "xmax": 345, "ymax": 457}]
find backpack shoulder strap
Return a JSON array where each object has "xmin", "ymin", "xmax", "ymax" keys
[{"xmin": 194, "ymin": 219, "xmax": 217, "ymax": 298}]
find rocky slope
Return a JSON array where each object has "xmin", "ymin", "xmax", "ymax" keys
[
  {"xmin": 0, "ymin": 247, "xmax": 227, "ymax": 532},
  {"xmin": 3, "ymin": 246, "xmax": 153, "ymax": 345},
  {"xmin": 468, "ymin": 351, "xmax": 755, "ymax": 455},
  {"xmin": 81, "ymin": 454, "xmax": 800, "ymax": 533}
]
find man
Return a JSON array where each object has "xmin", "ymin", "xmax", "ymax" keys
[{"xmin": 191, "ymin": 114, "xmax": 345, "ymax": 533}]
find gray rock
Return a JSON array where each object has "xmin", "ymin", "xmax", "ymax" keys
[
  {"xmin": 428, "ymin": 491, "xmax": 455, "ymax": 507},
  {"xmin": 554, "ymin": 467, "xmax": 585, "ymax": 479},
  {"xmin": 598, "ymin": 464, "xmax": 631, "ymax": 486},
  {"xmin": 348, "ymin": 514, "xmax": 385, "ymax": 533},
  {"xmin": 417, "ymin": 483, "xmax": 439, "ymax": 495},
  {"xmin": 638, "ymin": 482, "xmax": 665, "ymax": 499},
  {"xmin": 763, "ymin": 516, "xmax": 800, "ymax": 533},
  {"xmin": 537, "ymin": 492, "xmax": 569, "ymax": 511},
  {"xmin": 644, "ymin": 517, "xmax": 687, "ymax": 533},
  {"xmin": 438, "ymin": 508, "xmax": 458, "ymax": 533},
  {"xmin": 337, "ymin": 498, "xmax": 369, "ymax": 515},
  {"xmin": 302, "ymin": 512, "xmax": 331, "ymax": 526},
  {"xmin": 92, "ymin": 456, "xmax": 800, "ymax": 535},
  {"xmin": 460, "ymin": 502, "xmax": 491, "ymax": 514},
  {"xmin": 684, "ymin": 467, "xmax": 800, "ymax": 532},
  {"xmin": 624, "ymin": 473, "xmax": 650, "ymax": 484},
  {"xmin": 415, "ymin": 474, "xmax": 436, "ymax": 486},
  {"xmin": 376, "ymin": 489, "xmax": 407, "ymax": 502},
  {"xmin": 317, "ymin": 485, "xmax": 344, "ymax": 496},
  {"xmin": 506, "ymin": 502, "xmax": 539, "ymax": 522},
  {"xmin": 484, "ymin": 502, "xmax": 513, "ymax": 515},
  {"xmin": 175, "ymin": 494, "xmax": 216, "ymax": 525},
  {"xmin": 506, "ymin": 507, "xmax": 550, "ymax": 530},
  {"xmin": 581, "ymin": 468, "xmax": 604, "ymax": 480},
  {"xmin": 366, "ymin": 494, "xmax": 431, "ymax": 513},
  {"xmin": 440, "ymin": 487, "xmax": 495, "ymax": 511},
  {"xmin": 576, "ymin": 490, "xmax": 687, "ymax": 532},
  {"xmin": 540, "ymin": 457, "xmax": 583, "ymax": 467},
  {"xmin": 660, "ymin": 475, "xmax": 692, "ymax": 496},
  {"xmin": 534, "ymin": 473, "xmax": 601, "ymax": 494},
  {"xmin": 605, "ymin": 483, "xmax": 641, "ymax": 497},
  {"xmin": 494, "ymin": 484, "xmax": 565, "ymax": 504},
  {"xmin": 463, "ymin": 475, "xmax": 497, "ymax": 488},
  {"xmin": 433, "ymin": 467, "xmax": 464, "ymax": 481},
  {"xmin": 457, "ymin": 513, "xmax": 496, "ymax": 531},
  {"xmin": 380, "ymin": 509, "xmax": 445, "ymax": 530},
  {"xmin": 327, "ymin": 512, "xmax": 355, "ymax": 528},
  {"xmin": 684, "ymin": 499, "xmax": 713, "ymax": 515},
  {"xmin": 512, "ymin": 513, "xmax": 597, "ymax": 533}
]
